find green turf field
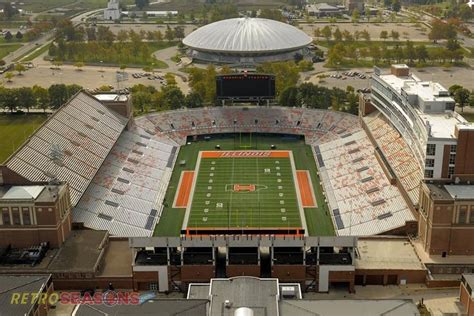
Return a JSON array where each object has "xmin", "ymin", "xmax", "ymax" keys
[
  {"xmin": 154, "ymin": 134, "xmax": 335, "ymax": 237},
  {"xmin": 186, "ymin": 154, "xmax": 302, "ymax": 230},
  {"xmin": 0, "ymin": 114, "xmax": 48, "ymax": 163}
]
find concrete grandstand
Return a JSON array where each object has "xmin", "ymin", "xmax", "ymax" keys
[{"xmin": 1, "ymin": 94, "xmax": 418, "ymax": 237}]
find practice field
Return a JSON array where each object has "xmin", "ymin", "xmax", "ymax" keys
[
  {"xmin": 0, "ymin": 114, "xmax": 48, "ymax": 163},
  {"xmin": 154, "ymin": 134, "xmax": 335, "ymax": 237},
  {"xmin": 181, "ymin": 151, "xmax": 304, "ymax": 235}
]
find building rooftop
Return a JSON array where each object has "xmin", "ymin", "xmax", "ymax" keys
[
  {"xmin": 94, "ymin": 93, "xmax": 128, "ymax": 102},
  {"xmin": 463, "ymin": 274, "xmax": 474, "ymax": 288},
  {"xmin": 279, "ymin": 299, "xmax": 419, "ymax": 316},
  {"xmin": 189, "ymin": 277, "xmax": 282, "ymax": 316},
  {"xmin": 0, "ymin": 185, "xmax": 44, "ymax": 200},
  {"xmin": 0, "ymin": 274, "xmax": 51, "ymax": 316},
  {"xmin": 444, "ymin": 184, "xmax": 474, "ymax": 200},
  {"xmin": 47, "ymin": 230, "xmax": 107, "ymax": 272},
  {"xmin": 356, "ymin": 238, "xmax": 425, "ymax": 270},
  {"xmin": 74, "ymin": 298, "xmax": 208, "ymax": 316},
  {"xmin": 0, "ymin": 184, "xmax": 66, "ymax": 203},
  {"xmin": 0, "ymin": 230, "xmax": 108, "ymax": 273},
  {"xmin": 377, "ymin": 73, "xmax": 467, "ymax": 139}
]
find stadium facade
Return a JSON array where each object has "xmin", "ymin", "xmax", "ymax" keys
[{"xmin": 182, "ymin": 17, "xmax": 313, "ymax": 64}]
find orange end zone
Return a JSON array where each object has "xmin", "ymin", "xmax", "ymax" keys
[
  {"xmin": 174, "ymin": 171, "xmax": 195, "ymax": 208},
  {"xmin": 296, "ymin": 170, "xmax": 317, "ymax": 208},
  {"xmin": 201, "ymin": 151, "xmax": 290, "ymax": 158}
]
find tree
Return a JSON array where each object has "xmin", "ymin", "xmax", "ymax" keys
[
  {"xmin": 454, "ymin": 88, "xmax": 470, "ymax": 112},
  {"xmin": 333, "ymin": 28, "xmax": 342, "ymax": 42},
  {"xmin": 0, "ymin": 88, "xmax": 18, "ymax": 112},
  {"xmin": 135, "ymin": 0, "xmax": 149, "ymax": 10},
  {"xmin": 165, "ymin": 25, "xmax": 174, "ymax": 41},
  {"xmin": 365, "ymin": 7, "xmax": 371, "ymax": 22},
  {"xmin": 48, "ymin": 84, "xmax": 69, "ymax": 109},
  {"xmin": 415, "ymin": 45, "xmax": 428, "ymax": 63},
  {"xmin": 32, "ymin": 85, "xmax": 49, "ymax": 113},
  {"xmin": 4, "ymin": 72, "xmax": 13, "ymax": 82},
  {"xmin": 449, "ymin": 84, "xmax": 463, "ymax": 96},
  {"xmin": 391, "ymin": 0, "xmax": 401, "ymax": 12},
  {"xmin": 4, "ymin": 31, "xmax": 13, "ymax": 41},
  {"xmin": 404, "ymin": 41, "xmax": 415, "ymax": 64},
  {"xmin": 174, "ymin": 26, "xmax": 185, "ymax": 39},
  {"xmin": 15, "ymin": 64, "xmax": 26, "ymax": 75},
  {"xmin": 321, "ymin": 26, "xmax": 332, "ymax": 42},
  {"xmin": 351, "ymin": 9, "xmax": 360, "ymax": 22},
  {"xmin": 15, "ymin": 31, "xmax": 23, "ymax": 40},
  {"xmin": 380, "ymin": 30, "xmax": 388, "ymax": 40},
  {"xmin": 185, "ymin": 91, "xmax": 203, "ymax": 108},
  {"xmin": 391, "ymin": 30, "xmax": 400, "ymax": 41},
  {"xmin": 132, "ymin": 90, "xmax": 152, "ymax": 112},
  {"xmin": 67, "ymin": 84, "xmax": 82, "ymax": 96},
  {"xmin": 74, "ymin": 62, "xmax": 84, "ymax": 71},
  {"xmin": 279, "ymin": 86, "xmax": 298, "ymax": 107},
  {"xmin": 360, "ymin": 29, "xmax": 370, "ymax": 41},
  {"xmin": 156, "ymin": 85, "xmax": 185, "ymax": 110},
  {"xmin": 17, "ymin": 87, "xmax": 35, "ymax": 112}
]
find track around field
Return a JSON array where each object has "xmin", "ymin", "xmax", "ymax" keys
[
  {"xmin": 173, "ymin": 171, "xmax": 195, "ymax": 208},
  {"xmin": 296, "ymin": 170, "xmax": 317, "ymax": 208}
]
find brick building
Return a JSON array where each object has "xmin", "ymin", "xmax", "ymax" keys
[
  {"xmin": 0, "ymin": 183, "xmax": 72, "ymax": 248},
  {"xmin": 461, "ymin": 274, "xmax": 474, "ymax": 315},
  {"xmin": 418, "ymin": 182, "xmax": 474, "ymax": 256}
]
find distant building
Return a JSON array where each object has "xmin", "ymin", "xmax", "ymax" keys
[
  {"xmin": 104, "ymin": 0, "xmax": 121, "ymax": 21},
  {"xmin": 305, "ymin": 3, "xmax": 346, "ymax": 17},
  {"xmin": 0, "ymin": 183, "xmax": 72, "ymax": 248},
  {"xmin": 344, "ymin": 0, "xmax": 364, "ymax": 13}
]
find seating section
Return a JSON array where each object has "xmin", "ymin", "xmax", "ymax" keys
[
  {"xmin": 5, "ymin": 92, "xmax": 129, "ymax": 205},
  {"xmin": 315, "ymin": 131, "xmax": 415, "ymax": 236},
  {"xmin": 363, "ymin": 112, "xmax": 423, "ymax": 205},
  {"xmin": 137, "ymin": 107, "xmax": 361, "ymax": 146},
  {"xmin": 73, "ymin": 125, "xmax": 178, "ymax": 237}
]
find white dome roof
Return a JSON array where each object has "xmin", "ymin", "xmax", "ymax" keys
[{"xmin": 183, "ymin": 18, "xmax": 312, "ymax": 54}]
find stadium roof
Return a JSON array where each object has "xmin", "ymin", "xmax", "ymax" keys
[{"xmin": 183, "ymin": 17, "xmax": 312, "ymax": 53}]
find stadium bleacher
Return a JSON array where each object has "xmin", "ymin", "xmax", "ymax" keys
[
  {"xmin": 4, "ymin": 92, "xmax": 129, "ymax": 205},
  {"xmin": 138, "ymin": 107, "xmax": 361, "ymax": 145},
  {"xmin": 363, "ymin": 111, "xmax": 423, "ymax": 206},
  {"xmin": 73, "ymin": 124, "xmax": 178, "ymax": 237},
  {"xmin": 315, "ymin": 130, "xmax": 415, "ymax": 236}
]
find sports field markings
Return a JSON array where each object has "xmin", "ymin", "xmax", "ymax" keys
[
  {"xmin": 296, "ymin": 170, "xmax": 317, "ymax": 208},
  {"xmin": 173, "ymin": 171, "xmax": 195, "ymax": 208}
]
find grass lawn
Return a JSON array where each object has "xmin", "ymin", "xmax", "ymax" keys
[
  {"xmin": 0, "ymin": 114, "xmax": 48, "ymax": 163},
  {"xmin": 460, "ymin": 112, "xmax": 474, "ymax": 122},
  {"xmin": 0, "ymin": 44, "xmax": 23, "ymax": 59},
  {"xmin": 16, "ymin": 43, "xmax": 51, "ymax": 62},
  {"xmin": 154, "ymin": 134, "xmax": 335, "ymax": 237}
]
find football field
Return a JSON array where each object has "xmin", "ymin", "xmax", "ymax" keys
[{"xmin": 178, "ymin": 151, "xmax": 305, "ymax": 235}]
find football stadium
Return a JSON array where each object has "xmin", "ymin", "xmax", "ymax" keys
[{"xmin": 0, "ymin": 92, "xmax": 416, "ymax": 238}]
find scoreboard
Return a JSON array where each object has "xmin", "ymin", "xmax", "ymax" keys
[{"xmin": 216, "ymin": 74, "xmax": 276, "ymax": 101}]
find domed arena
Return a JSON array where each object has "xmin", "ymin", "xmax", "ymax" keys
[{"xmin": 182, "ymin": 17, "xmax": 313, "ymax": 64}]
